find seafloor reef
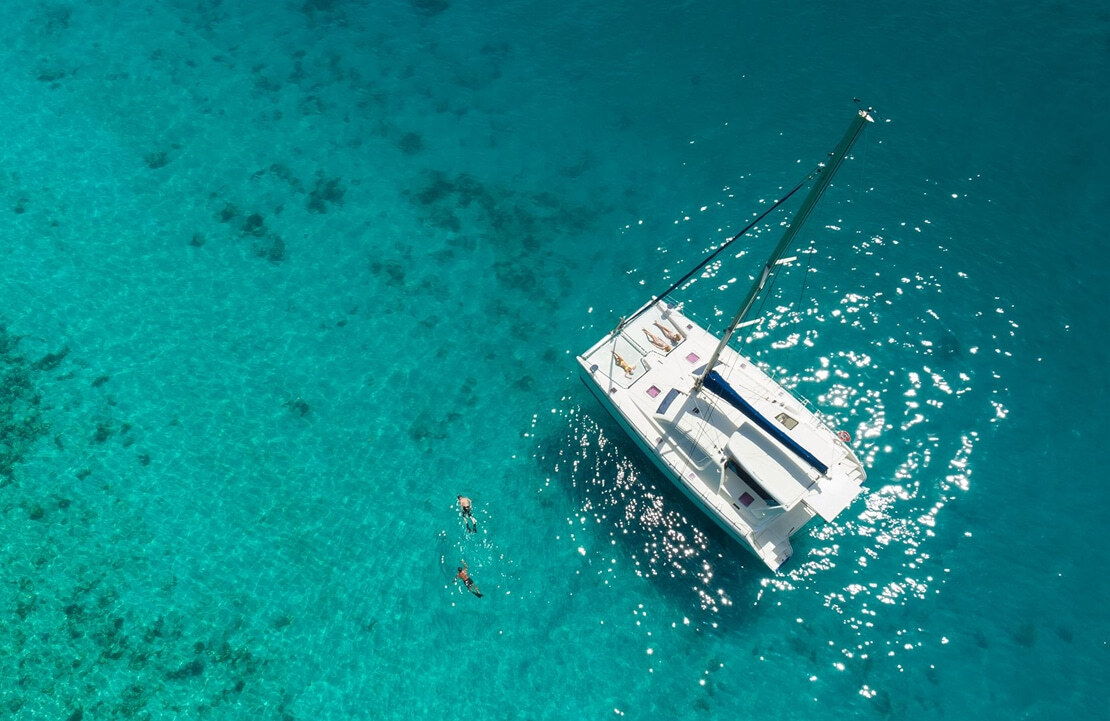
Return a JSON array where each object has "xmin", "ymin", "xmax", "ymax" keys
[
  {"xmin": 198, "ymin": 165, "xmax": 347, "ymax": 263},
  {"xmin": 402, "ymin": 169, "xmax": 595, "ymax": 316},
  {"xmin": 306, "ymin": 174, "xmax": 345, "ymax": 214},
  {"xmin": 1, "ymin": 325, "xmax": 297, "ymax": 718},
  {"xmin": 1, "ymin": 324, "xmax": 49, "ymax": 486}
]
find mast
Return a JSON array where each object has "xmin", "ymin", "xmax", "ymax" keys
[
  {"xmin": 612, "ymin": 175, "xmax": 812, "ymax": 337},
  {"xmin": 693, "ymin": 108, "xmax": 873, "ymax": 393}
]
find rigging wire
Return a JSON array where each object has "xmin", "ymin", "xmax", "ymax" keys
[
  {"xmin": 799, "ymin": 239, "xmax": 816, "ymax": 312},
  {"xmin": 616, "ymin": 171, "xmax": 817, "ymax": 333}
]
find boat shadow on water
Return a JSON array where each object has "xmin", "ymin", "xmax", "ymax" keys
[{"xmin": 534, "ymin": 403, "xmax": 775, "ymax": 625}]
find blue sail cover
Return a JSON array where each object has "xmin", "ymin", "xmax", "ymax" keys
[{"xmin": 703, "ymin": 370, "xmax": 829, "ymax": 476}]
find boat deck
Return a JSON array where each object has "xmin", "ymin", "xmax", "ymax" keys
[{"xmin": 578, "ymin": 300, "xmax": 865, "ymax": 569}]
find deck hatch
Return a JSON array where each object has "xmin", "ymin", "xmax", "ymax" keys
[{"xmin": 656, "ymin": 388, "xmax": 681, "ymax": 415}]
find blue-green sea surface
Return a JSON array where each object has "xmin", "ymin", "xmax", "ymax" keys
[{"xmin": 2, "ymin": 1, "xmax": 1106, "ymax": 719}]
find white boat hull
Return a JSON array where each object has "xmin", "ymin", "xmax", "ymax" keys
[{"xmin": 577, "ymin": 301, "xmax": 865, "ymax": 571}]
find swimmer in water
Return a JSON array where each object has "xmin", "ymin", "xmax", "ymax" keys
[
  {"xmin": 457, "ymin": 495, "xmax": 477, "ymax": 533},
  {"xmin": 456, "ymin": 560, "xmax": 483, "ymax": 598}
]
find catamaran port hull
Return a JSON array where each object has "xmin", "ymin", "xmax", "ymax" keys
[{"xmin": 578, "ymin": 364, "xmax": 800, "ymax": 570}]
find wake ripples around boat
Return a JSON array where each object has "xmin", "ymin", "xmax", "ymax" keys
[
  {"xmin": 544, "ymin": 232, "xmax": 1015, "ymax": 696},
  {"xmin": 541, "ymin": 408, "xmax": 751, "ymax": 618},
  {"xmin": 738, "ymin": 233, "xmax": 1015, "ymax": 676}
]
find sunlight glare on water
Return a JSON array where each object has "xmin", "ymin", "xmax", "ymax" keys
[{"xmin": 1, "ymin": 0, "xmax": 1105, "ymax": 719}]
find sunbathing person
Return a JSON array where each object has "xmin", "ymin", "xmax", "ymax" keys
[
  {"xmin": 612, "ymin": 352, "xmax": 636, "ymax": 377},
  {"xmin": 642, "ymin": 328, "xmax": 671, "ymax": 351},
  {"xmin": 654, "ymin": 321, "xmax": 682, "ymax": 345}
]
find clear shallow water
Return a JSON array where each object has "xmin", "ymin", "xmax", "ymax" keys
[{"xmin": 1, "ymin": 1, "xmax": 1106, "ymax": 719}]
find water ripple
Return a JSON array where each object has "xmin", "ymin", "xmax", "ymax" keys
[{"xmin": 548, "ymin": 202, "xmax": 1017, "ymax": 708}]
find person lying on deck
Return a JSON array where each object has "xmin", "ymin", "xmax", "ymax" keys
[
  {"xmin": 642, "ymin": 328, "xmax": 671, "ymax": 351},
  {"xmin": 612, "ymin": 352, "xmax": 637, "ymax": 377},
  {"xmin": 653, "ymin": 321, "xmax": 682, "ymax": 345}
]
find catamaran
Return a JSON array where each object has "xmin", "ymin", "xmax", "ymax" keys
[{"xmin": 577, "ymin": 108, "xmax": 873, "ymax": 571}]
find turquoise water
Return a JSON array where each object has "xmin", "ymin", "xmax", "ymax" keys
[{"xmin": 2, "ymin": 1, "xmax": 1107, "ymax": 718}]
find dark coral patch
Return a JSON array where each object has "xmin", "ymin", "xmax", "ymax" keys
[
  {"xmin": 398, "ymin": 132, "xmax": 423, "ymax": 155},
  {"xmin": 302, "ymin": 0, "xmax": 343, "ymax": 13},
  {"xmin": 308, "ymin": 175, "xmax": 345, "ymax": 213},
  {"xmin": 285, "ymin": 397, "xmax": 310, "ymax": 417},
  {"xmin": 34, "ymin": 346, "xmax": 69, "ymax": 371},
  {"xmin": 411, "ymin": 0, "xmax": 449, "ymax": 17},
  {"xmin": 217, "ymin": 202, "xmax": 239, "ymax": 223},
  {"xmin": 242, "ymin": 213, "xmax": 266, "ymax": 237},
  {"xmin": 166, "ymin": 658, "xmax": 205, "ymax": 680},
  {"xmin": 1, "ymin": 326, "xmax": 50, "ymax": 484},
  {"xmin": 370, "ymin": 261, "xmax": 406, "ymax": 287},
  {"xmin": 36, "ymin": 65, "xmax": 69, "ymax": 83},
  {"xmin": 144, "ymin": 151, "xmax": 170, "ymax": 169},
  {"xmin": 93, "ymin": 422, "xmax": 112, "ymax": 443},
  {"xmin": 253, "ymin": 234, "xmax": 286, "ymax": 262}
]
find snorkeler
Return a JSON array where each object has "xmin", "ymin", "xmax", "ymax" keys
[
  {"xmin": 456, "ymin": 560, "xmax": 483, "ymax": 598},
  {"xmin": 457, "ymin": 494, "xmax": 477, "ymax": 533}
]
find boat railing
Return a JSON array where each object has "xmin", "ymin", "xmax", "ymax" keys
[
  {"xmin": 655, "ymin": 292, "xmax": 827, "ymax": 409},
  {"xmin": 715, "ymin": 326, "xmax": 828, "ymax": 417}
]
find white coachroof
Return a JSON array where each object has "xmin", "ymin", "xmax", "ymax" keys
[{"xmin": 726, "ymin": 423, "xmax": 812, "ymax": 509}]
